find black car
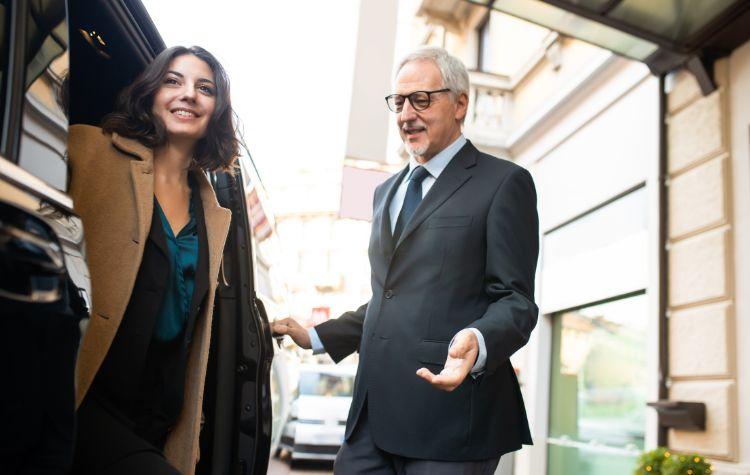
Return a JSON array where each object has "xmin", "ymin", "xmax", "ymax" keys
[{"xmin": 0, "ymin": 1, "xmax": 275, "ymax": 473}]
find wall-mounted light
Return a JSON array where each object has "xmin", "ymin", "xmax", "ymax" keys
[
  {"xmin": 78, "ymin": 28, "xmax": 111, "ymax": 60},
  {"xmin": 545, "ymin": 39, "xmax": 562, "ymax": 72}
]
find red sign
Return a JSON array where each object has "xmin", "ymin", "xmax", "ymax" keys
[
  {"xmin": 246, "ymin": 188, "xmax": 272, "ymax": 241},
  {"xmin": 310, "ymin": 306, "xmax": 330, "ymax": 326}
]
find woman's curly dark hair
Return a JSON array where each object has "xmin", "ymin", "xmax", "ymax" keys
[{"xmin": 102, "ymin": 45, "xmax": 239, "ymax": 172}]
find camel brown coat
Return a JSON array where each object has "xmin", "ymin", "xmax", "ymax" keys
[{"xmin": 67, "ymin": 124, "xmax": 231, "ymax": 474}]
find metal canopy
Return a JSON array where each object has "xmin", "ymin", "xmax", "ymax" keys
[{"xmin": 466, "ymin": 0, "xmax": 750, "ymax": 94}]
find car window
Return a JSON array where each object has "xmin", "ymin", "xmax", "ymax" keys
[
  {"xmin": 17, "ymin": 0, "xmax": 68, "ymax": 191},
  {"xmin": 298, "ymin": 372, "xmax": 354, "ymax": 397},
  {"xmin": 0, "ymin": 1, "xmax": 10, "ymax": 135}
]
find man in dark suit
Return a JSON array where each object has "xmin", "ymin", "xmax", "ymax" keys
[{"xmin": 273, "ymin": 46, "xmax": 539, "ymax": 474}]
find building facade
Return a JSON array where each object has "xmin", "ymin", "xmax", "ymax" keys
[{"xmin": 388, "ymin": 1, "xmax": 750, "ymax": 474}]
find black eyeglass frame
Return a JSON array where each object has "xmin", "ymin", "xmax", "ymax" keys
[{"xmin": 384, "ymin": 88, "xmax": 452, "ymax": 113}]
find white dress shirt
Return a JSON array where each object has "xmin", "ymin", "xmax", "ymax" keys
[
  {"xmin": 309, "ymin": 135, "xmax": 487, "ymax": 375},
  {"xmin": 388, "ymin": 135, "xmax": 466, "ymax": 233}
]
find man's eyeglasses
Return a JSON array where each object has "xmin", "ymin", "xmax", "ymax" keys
[{"xmin": 385, "ymin": 88, "xmax": 451, "ymax": 113}]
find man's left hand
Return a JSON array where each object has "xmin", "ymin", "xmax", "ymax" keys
[{"xmin": 416, "ymin": 329, "xmax": 478, "ymax": 392}]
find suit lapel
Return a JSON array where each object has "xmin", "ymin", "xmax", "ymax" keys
[
  {"xmin": 147, "ymin": 201, "xmax": 170, "ymax": 259},
  {"xmin": 394, "ymin": 142, "xmax": 477, "ymax": 249},
  {"xmin": 193, "ymin": 171, "xmax": 232, "ymax": 289},
  {"xmin": 185, "ymin": 174, "xmax": 210, "ymax": 337},
  {"xmin": 378, "ymin": 166, "xmax": 409, "ymax": 256}
]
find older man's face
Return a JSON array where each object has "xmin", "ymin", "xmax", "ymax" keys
[{"xmin": 395, "ymin": 60, "xmax": 467, "ymax": 162}]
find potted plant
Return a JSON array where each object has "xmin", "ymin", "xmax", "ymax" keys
[{"xmin": 634, "ymin": 447, "xmax": 712, "ymax": 475}]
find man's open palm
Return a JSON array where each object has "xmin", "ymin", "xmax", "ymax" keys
[{"xmin": 416, "ymin": 329, "xmax": 478, "ymax": 392}]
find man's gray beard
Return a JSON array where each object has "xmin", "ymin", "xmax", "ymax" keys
[{"xmin": 405, "ymin": 141, "xmax": 429, "ymax": 157}]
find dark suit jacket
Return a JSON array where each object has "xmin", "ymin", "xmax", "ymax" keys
[{"xmin": 315, "ymin": 140, "xmax": 539, "ymax": 460}]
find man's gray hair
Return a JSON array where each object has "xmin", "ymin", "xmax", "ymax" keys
[{"xmin": 395, "ymin": 46, "xmax": 470, "ymax": 98}]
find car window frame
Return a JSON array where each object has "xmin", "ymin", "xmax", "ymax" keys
[{"xmin": 1, "ymin": 0, "xmax": 28, "ymax": 162}]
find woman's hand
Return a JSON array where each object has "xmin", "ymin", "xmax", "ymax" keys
[{"xmin": 271, "ymin": 317, "xmax": 311, "ymax": 349}]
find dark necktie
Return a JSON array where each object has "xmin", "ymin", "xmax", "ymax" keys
[{"xmin": 393, "ymin": 165, "xmax": 430, "ymax": 242}]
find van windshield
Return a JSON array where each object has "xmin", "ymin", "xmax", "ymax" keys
[{"xmin": 298, "ymin": 372, "xmax": 354, "ymax": 397}]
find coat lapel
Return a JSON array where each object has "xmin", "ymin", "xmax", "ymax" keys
[
  {"xmin": 111, "ymin": 133, "xmax": 156, "ymax": 247},
  {"xmin": 184, "ymin": 173, "xmax": 210, "ymax": 338},
  {"xmin": 394, "ymin": 141, "xmax": 477, "ymax": 249},
  {"xmin": 147, "ymin": 201, "xmax": 170, "ymax": 259},
  {"xmin": 378, "ymin": 166, "xmax": 409, "ymax": 256},
  {"xmin": 129, "ymin": 161, "xmax": 155, "ymax": 246},
  {"xmin": 193, "ymin": 171, "xmax": 232, "ymax": 287}
]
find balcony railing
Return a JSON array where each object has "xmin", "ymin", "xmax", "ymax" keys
[{"xmin": 464, "ymin": 70, "xmax": 511, "ymax": 151}]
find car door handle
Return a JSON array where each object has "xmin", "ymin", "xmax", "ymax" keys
[{"xmin": 0, "ymin": 204, "xmax": 66, "ymax": 303}]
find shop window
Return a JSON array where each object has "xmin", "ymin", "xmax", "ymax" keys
[{"xmin": 547, "ymin": 293, "xmax": 648, "ymax": 473}]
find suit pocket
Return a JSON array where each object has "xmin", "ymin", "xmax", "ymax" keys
[
  {"xmin": 417, "ymin": 340, "xmax": 450, "ymax": 366},
  {"xmin": 427, "ymin": 216, "xmax": 472, "ymax": 228}
]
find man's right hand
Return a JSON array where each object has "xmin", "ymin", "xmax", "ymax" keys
[{"xmin": 271, "ymin": 317, "xmax": 311, "ymax": 349}]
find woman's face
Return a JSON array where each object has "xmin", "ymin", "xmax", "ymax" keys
[{"xmin": 151, "ymin": 54, "xmax": 217, "ymax": 146}]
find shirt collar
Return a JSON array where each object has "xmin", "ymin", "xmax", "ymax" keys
[{"xmin": 407, "ymin": 134, "xmax": 467, "ymax": 180}]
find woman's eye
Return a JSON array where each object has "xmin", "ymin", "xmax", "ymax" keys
[
  {"xmin": 199, "ymin": 85, "xmax": 215, "ymax": 95},
  {"xmin": 164, "ymin": 77, "xmax": 179, "ymax": 85}
]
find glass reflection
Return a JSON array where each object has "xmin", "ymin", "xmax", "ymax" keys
[
  {"xmin": 467, "ymin": 0, "xmax": 659, "ymax": 60},
  {"xmin": 548, "ymin": 293, "xmax": 648, "ymax": 472},
  {"xmin": 609, "ymin": 0, "xmax": 737, "ymax": 42}
]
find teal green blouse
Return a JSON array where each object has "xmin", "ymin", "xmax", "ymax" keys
[{"xmin": 153, "ymin": 193, "xmax": 199, "ymax": 341}]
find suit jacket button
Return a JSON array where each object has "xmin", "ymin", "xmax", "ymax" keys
[{"xmin": 384, "ymin": 290, "xmax": 393, "ymax": 299}]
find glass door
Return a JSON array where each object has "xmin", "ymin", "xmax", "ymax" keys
[{"xmin": 547, "ymin": 293, "xmax": 648, "ymax": 473}]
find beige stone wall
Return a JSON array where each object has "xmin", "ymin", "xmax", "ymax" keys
[{"xmin": 666, "ymin": 61, "xmax": 738, "ymax": 460}]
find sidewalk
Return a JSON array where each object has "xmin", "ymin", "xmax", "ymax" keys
[{"xmin": 267, "ymin": 457, "xmax": 333, "ymax": 475}]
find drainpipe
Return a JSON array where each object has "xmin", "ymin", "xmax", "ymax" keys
[{"xmin": 657, "ymin": 73, "xmax": 669, "ymax": 447}]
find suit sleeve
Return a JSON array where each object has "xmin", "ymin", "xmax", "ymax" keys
[
  {"xmin": 468, "ymin": 166, "xmax": 539, "ymax": 374},
  {"xmin": 314, "ymin": 302, "xmax": 368, "ymax": 363}
]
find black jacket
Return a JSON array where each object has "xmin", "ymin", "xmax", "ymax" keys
[{"xmin": 315, "ymin": 141, "xmax": 539, "ymax": 460}]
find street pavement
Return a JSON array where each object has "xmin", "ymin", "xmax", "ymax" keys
[
  {"xmin": 267, "ymin": 456, "xmax": 333, "ymax": 475},
  {"xmin": 268, "ymin": 452, "xmax": 512, "ymax": 474}
]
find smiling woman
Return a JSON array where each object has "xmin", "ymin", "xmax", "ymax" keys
[
  {"xmin": 101, "ymin": 45, "xmax": 238, "ymax": 172},
  {"xmin": 151, "ymin": 55, "xmax": 217, "ymax": 148},
  {"xmin": 66, "ymin": 45, "xmax": 237, "ymax": 475}
]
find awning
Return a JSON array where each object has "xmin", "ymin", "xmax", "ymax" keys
[{"xmin": 465, "ymin": 0, "xmax": 750, "ymax": 94}]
